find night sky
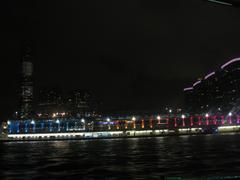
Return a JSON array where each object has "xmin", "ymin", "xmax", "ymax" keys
[{"xmin": 1, "ymin": 0, "xmax": 240, "ymax": 120}]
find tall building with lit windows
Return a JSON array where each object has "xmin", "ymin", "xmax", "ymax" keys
[
  {"xmin": 19, "ymin": 47, "xmax": 34, "ymax": 118},
  {"xmin": 66, "ymin": 90, "xmax": 94, "ymax": 117},
  {"xmin": 37, "ymin": 88, "xmax": 64, "ymax": 116},
  {"xmin": 183, "ymin": 57, "xmax": 240, "ymax": 114}
]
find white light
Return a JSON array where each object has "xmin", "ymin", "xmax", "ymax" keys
[
  {"xmin": 169, "ymin": 109, "xmax": 172, "ymax": 113},
  {"xmin": 204, "ymin": 72, "xmax": 215, "ymax": 80},
  {"xmin": 81, "ymin": 119, "xmax": 85, "ymax": 123},
  {"xmin": 218, "ymin": 125, "xmax": 240, "ymax": 130},
  {"xmin": 193, "ymin": 80, "xmax": 201, "ymax": 87},
  {"xmin": 181, "ymin": 115, "xmax": 185, "ymax": 119},
  {"xmin": 157, "ymin": 116, "xmax": 161, "ymax": 120},
  {"xmin": 31, "ymin": 120, "xmax": 35, "ymax": 125},
  {"xmin": 229, "ymin": 112, "xmax": 232, "ymax": 116},
  {"xmin": 7, "ymin": 121, "xmax": 11, "ymax": 125},
  {"xmin": 208, "ymin": 0, "xmax": 233, "ymax": 6},
  {"xmin": 205, "ymin": 113, "xmax": 209, "ymax": 118},
  {"xmin": 56, "ymin": 119, "xmax": 60, "ymax": 124},
  {"xmin": 132, "ymin": 116, "xmax": 136, "ymax": 121},
  {"xmin": 53, "ymin": 113, "xmax": 56, "ymax": 118},
  {"xmin": 183, "ymin": 87, "xmax": 193, "ymax": 91},
  {"xmin": 107, "ymin": 118, "xmax": 111, "ymax": 122},
  {"xmin": 7, "ymin": 131, "xmax": 124, "ymax": 139}
]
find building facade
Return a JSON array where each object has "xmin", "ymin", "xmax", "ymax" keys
[
  {"xmin": 37, "ymin": 88, "xmax": 64, "ymax": 117},
  {"xmin": 183, "ymin": 57, "xmax": 240, "ymax": 114},
  {"xmin": 66, "ymin": 90, "xmax": 93, "ymax": 117},
  {"xmin": 19, "ymin": 47, "xmax": 34, "ymax": 118}
]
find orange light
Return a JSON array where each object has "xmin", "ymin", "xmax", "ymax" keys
[
  {"xmin": 141, "ymin": 120, "xmax": 145, "ymax": 129},
  {"xmin": 150, "ymin": 119, "xmax": 153, "ymax": 129},
  {"xmin": 116, "ymin": 121, "xmax": 120, "ymax": 130},
  {"xmin": 125, "ymin": 120, "xmax": 128, "ymax": 129},
  {"xmin": 133, "ymin": 121, "xmax": 136, "ymax": 129}
]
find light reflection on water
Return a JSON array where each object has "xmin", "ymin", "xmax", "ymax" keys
[{"xmin": 1, "ymin": 134, "xmax": 240, "ymax": 179}]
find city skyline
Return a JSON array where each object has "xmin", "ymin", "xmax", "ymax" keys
[
  {"xmin": 2, "ymin": 1, "xmax": 240, "ymax": 179},
  {"xmin": 1, "ymin": 1, "xmax": 240, "ymax": 120}
]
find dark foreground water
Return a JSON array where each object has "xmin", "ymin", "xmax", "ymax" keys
[{"xmin": 1, "ymin": 134, "xmax": 240, "ymax": 179}]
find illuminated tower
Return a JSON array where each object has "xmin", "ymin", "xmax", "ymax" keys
[{"xmin": 19, "ymin": 47, "xmax": 34, "ymax": 119}]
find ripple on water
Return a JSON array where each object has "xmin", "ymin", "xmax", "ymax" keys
[{"xmin": 1, "ymin": 135, "xmax": 240, "ymax": 179}]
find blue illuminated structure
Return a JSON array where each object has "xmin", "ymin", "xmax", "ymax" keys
[{"xmin": 7, "ymin": 118, "xmax": 86, "ymax": 134}]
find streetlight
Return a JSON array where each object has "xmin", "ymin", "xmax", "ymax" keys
[
  {"xmin": 205, "ymin": 113, "xmax": 209, "ymax": 125},
  {"xmin": 81, "ymin": 119, "xmax": 86, "ymax": 130},
  {"xmin": 157, "ymin": 115, "xmax": 161, "ymax": 124},
  {"xmin": 132, "ymin": 116, "xmax": 136, "ymax": 129},
  {"xmin": 56, "ymin": 119, "xmax": 60, "ymax": 131},
  {"xmin": 181, "ymin": 114, "xmax": 186, "ymax": 127},
  {"xmin": 31, "ymin": 120, "xmax": 36, "ymax": 132},
  {"xmin": 7, "ymin": 121, "xmax": 12, "ymax": 133},
  {"xmin": 106, "ymin": 118, "xmax": 111, "ymax": 130},
  {"xmin": 228, "ymin": 112, "xmax": 232, "ymax": 124},
  {"xmin": 81, "ymin": 118, "xmax": 85, "ymax": 123}
]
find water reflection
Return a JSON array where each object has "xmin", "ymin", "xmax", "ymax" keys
[{"xmin": 1, "ymin": 134, "xmax": 240, "ymax": 179}]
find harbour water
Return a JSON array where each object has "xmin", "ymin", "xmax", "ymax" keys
[{"xmin": 1, "ymin": 133, "xmax": 240, "ymax": 179}]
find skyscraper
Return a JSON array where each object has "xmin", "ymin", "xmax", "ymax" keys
[
  {"xmin": 183, "ymin": 57, "xmax": 240, "ymax": 114},
  {"xmin": 19, "ymin": 47, "xmax": 34, "ymax": 118},
  {"xmin": 37, "ymin": 88, "xmax": 64, "ymax": 116},
  {"xmin": 66, "ymin": 90, "xmax": 93, "ymax": 117}
]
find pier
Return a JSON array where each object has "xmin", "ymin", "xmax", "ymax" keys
[{"xmin": 2, "ymin": 114, "xmax": 240, "ymax": 141}]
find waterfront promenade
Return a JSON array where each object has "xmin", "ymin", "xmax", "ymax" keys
[{"xmin": 2, "ymin": 114, "xmax": 240, "ymax": 141}]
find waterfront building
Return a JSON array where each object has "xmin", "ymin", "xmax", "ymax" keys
[
  {"xmin": 6, "ymin": 113, "xmax": 240, "ymax": 138},
  {"xmin": 183, "ymin": 57, "xmax": 240, "ymax": 114}
]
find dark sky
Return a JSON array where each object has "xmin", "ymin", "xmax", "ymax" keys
[{"xmin": 1, "ymin": 0, "xmax": 240, "ymax": 119}]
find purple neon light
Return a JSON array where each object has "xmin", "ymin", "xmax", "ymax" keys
[
  {"xmin": 183, "ymin": 87, "xmax": 193, "ymax": 91},
  {"xmin": 193, "ymin": 80, "xmax": 201, "ymax": 87},
  {"xmin": 204, "ymin": 72, "xmax": 215, "ymax": 80},
  {"xmin": 221, "ymin": 58, "xmax": 240, "ymax": 69}
]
